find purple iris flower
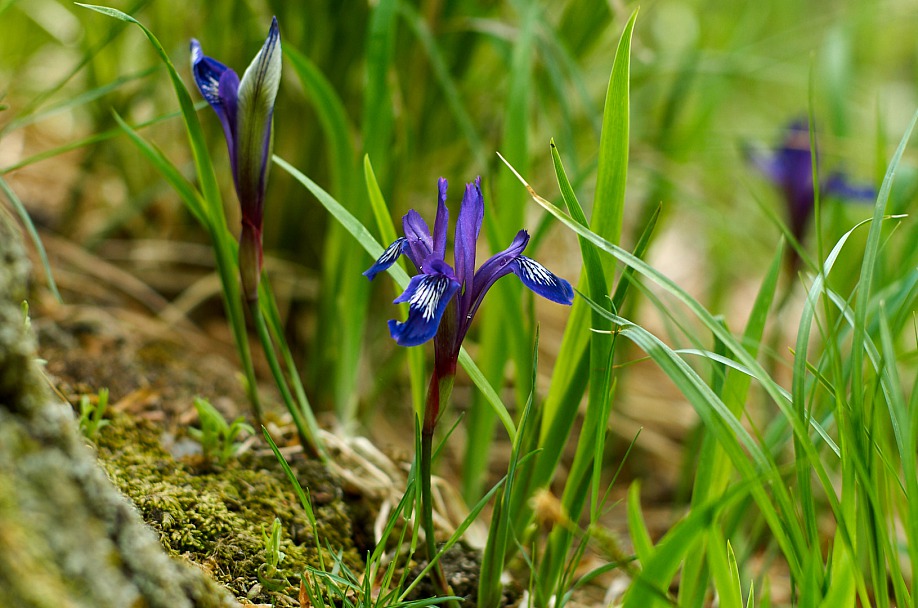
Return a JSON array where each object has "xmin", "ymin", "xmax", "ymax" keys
[
  {"xmin": 365, "ymin": 177, "xmax": 574, "ymax": 354},
  {"xmin": 747, "ymin": 120, "xmax": 875, "ymax": 245},
  {"xmin": 191, "ymin": 18, "xmax": 281, "ymax": 301}
]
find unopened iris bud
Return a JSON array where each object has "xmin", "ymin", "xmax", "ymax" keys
[{"xmin": 191, "ymin": 17, "xmax": 281, "ymax": 301}]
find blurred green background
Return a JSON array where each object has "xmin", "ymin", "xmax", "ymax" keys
[{"xmin": 2, "ymin": 0, "xmax": 916, "ymax": 428}]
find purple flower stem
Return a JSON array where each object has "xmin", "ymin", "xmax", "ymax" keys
[{"xmin": 420, "ymin": 307, "xmax": 458, "ymax": 598}]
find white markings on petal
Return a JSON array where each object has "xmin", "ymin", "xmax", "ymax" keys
[
  {"xmin": 410, "ymin": 275, "xmax": 452, "ymax": 321},
  {"xmin": 190, "ymin": 41, "xmax": 222, "ymax": 105},
  {"xmin": 202, "ymin": 75, "xmax": 221, "ymax": 102},
  {"xmin": 517, "ymin": 256, "xmax": 558, "ymax": 286},
  {"xmin": 378, "ymin": 237, "xmax": 406, "ymax": 265}
]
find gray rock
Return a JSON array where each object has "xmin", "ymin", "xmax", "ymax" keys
[{"xmin": 0, "ymin": 216, "xmax": 239, "ymax": 608}]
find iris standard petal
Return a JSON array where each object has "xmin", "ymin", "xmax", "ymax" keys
[
  {"xmin": 235, "ymin": 16, "xmax": 282, "ymax": 221},
  {"xmin": 432, "ymin": 177, "xmax": 449, "ymax": 259},
  {"xmin": 364, "ymin": 237, "xmax": 409, "ymax": 280},
  {"xmin": 511, "ymin": 256, "xmax": 575, "ymax": 305},
  {"xmin": 389, "ymin": 272, "xmax": 461, "ymax": 346},
  {"xmin": 403, "ymin": 209, "xmax": 434, "ymax": 267},
  {"xmin": 454, "ymin": 177, "xmax": 484, "ymax": 288}
]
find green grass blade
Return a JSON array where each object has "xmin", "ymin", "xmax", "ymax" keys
[
  {"xmin": 262, "ymin": 427, "xmax": 317, "ymax": 528},
  {"xmin": 112, "ymin": 111, "xmax": 206, "ymax": 224},
  {"xmin": 593, "ymin": 8, "xmax": 636, "ymax": 256},
  {"xmin": 396, "ymin": 0, "xmax": 486, "ymax": 168},
  {"xmin": 680, "ymin": 240, "xmax": 783, "ymax": 604},
  {"xmin": 0, "ymin": 176, "xmax": 61, "ymax": 302},
  {"xmin": 1, "ymin": 0, "xmax": 151, "ymax": 136},
  {"xmin": 283, "ymin": 44, "xmax": 354, "ymax": 200},
  {"xmin": 362, "ymin": 0, "xmax": 396, "ymax": 178},
  {"xmin": 285, "ymin": 41, "xmax": 365, "ymax": 423},
  {"xmin": 0, "ymin": 104, "xmax": 204, "ymax": 175},
  {"xmin": 624, "ymin": 479, "xmax": 758, "ymax": 608},
  {"xmin": 626, "ymin": 482, "xmax": 653, "ymax": 564},
  {"xmin": 709, "ymin": 533, "xmax": 743, "ymax": 608},
  {"xmin": 879, "ymin": 303, "xmax": 918, "ymax": 592},
  {"xmin": 364, "ymin": 156, "xmax": 426, "ymax": 417},
  {"xmin": 541, "ymin": 8, "xmax": 637, "ymax": 432},
  {"xmin": 479, "ymin": 329, "xmax": 541, "ymax": 608},
  {"xmin": 5, "ymin": 65, "xmax": 159, "ymax": 132}
]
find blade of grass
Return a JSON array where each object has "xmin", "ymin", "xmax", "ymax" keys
[
  {"xmin": 0, "ymin": 0, "xmax": 151, "ymax": 136},
  {"xmin": 541, "ymin": 8, "xmax": 637, "ymax": 435},
  {"xmin": 0, "ymin": 103, "xmax": 206, "ymax": 175},
  {"xmin": 623, "ymin": 477, "xmax": 758, "ymax": 608},
  {"xmin": 680, "ymin": 240, "xmax": 784, "ymax": 606},
  {"xmin": 396, "ymin": 0, "xmax": 486, "ymax": 168},
  {"xmin": 285, "ymin": 41, "xmax": 364, "ymax": 424},
  {"xmin": 0, "ymin": 176, "xmax": 61, "ymax": 302},
  {"xmin": 364, "ymin": 156, "xmax": 426, "ymax": 417},
  {"xmin": 362, "ymin": 0, "xmax": 396, "ymax": 179},
  {"xmin": 479, "ymin": 329, "xmax": 541, "ymax": 608},
  {"xmin": 4, "ymin": 65, "xmax": 159, "ymax": 132}
]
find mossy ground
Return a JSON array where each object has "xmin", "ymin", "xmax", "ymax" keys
[
  {"xmin": 35, "ymin": 304, "xmax": 373, "ymax": 606},
  {"xmin": 32, "ymin": 299, "xmax": 525, "ymax": 607},
  {"xmin": 91, "ymin": 412, "xmax": 366, "ymax": 605}
]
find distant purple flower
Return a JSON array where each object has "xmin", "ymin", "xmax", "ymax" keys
[
  {"xmin": 365, "ymin": 177, "xmax": 574, "ymax": 356},
  {"xmin": 747, "ymin": 120, "xmax": 875, "ymax": 244},
  {"xmin": 191, "ymin": 18, "xmax": 281, "ymax": 301}
]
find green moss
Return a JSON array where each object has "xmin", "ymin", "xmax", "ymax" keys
[{"xmin": 94, "ymin": 414, "xmax": 364, "ymax": 605}]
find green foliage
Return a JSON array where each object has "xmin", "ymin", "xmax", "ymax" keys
[
  {"xmin": 257, "ymin": 517, "xmax": 288, "ymax": 591},
  {"xmin": 77, "ymin": 387, "xmax": 110, "ymax": 439},
  {"xmin": 5, "ymin": 0, "xmax": 918, "ymax": 605},
  {"xmin": 20, "ymin": 300, "xmax": 30, "ymax": 330},
  {"xmin": 188, "ymin": 397, "xmax": 254, "ymax": 466}
]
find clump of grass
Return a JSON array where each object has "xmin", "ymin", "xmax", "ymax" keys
[
  {"xmin": 188, "ymin": 397, "xmax": 254, "ymax": 466},
  {"xmin": 77, "ymin": 387, "xmax": 110, "ymax": 439}
]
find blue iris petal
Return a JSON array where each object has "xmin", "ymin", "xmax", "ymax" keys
[
  {"xmin": 388, "ymin": 273, "xmax": 460, "ymax": 346},
  {"xmin": 364, "ymin": 237, "xmax": 408, "ymax": 280},
  {"xmin": 511, "ymin": 256, "xmax": 574, "ymax": 305}
]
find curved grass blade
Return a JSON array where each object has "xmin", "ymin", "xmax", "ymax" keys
[
  {"xmin": 0, "ymin": 177, "xmax": 62, "ymax": 302},
  {"xmin": 365, "ymin": 156, "xmax": 426, "ymax": 416},
  {"xmin": 541, "ymin": 8, "xmax": 638, "ymax": 433},
  {"xmin": 285, "ymin": 41, "xmax": 365, "ymax": 424},
  {"xmin": 5, "ymin": 65, "xmax": 159, "ymax": 132},
  {"xmin": 0, "ymin": 104, "xmax": 204, "ymax": 175}
]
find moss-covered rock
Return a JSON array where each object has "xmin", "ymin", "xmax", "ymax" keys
[
  {"xmin": 94, "ymin": 413, "xmax": 365, "ymax": 605},
  {"xmin": 0, "ymin": 217, "xmax": 238, "ymax": 608}
]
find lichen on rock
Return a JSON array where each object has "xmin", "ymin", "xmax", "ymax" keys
[{"xmin": 0, "ymin": 217, "xmax": 239, "ymax": 608}]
